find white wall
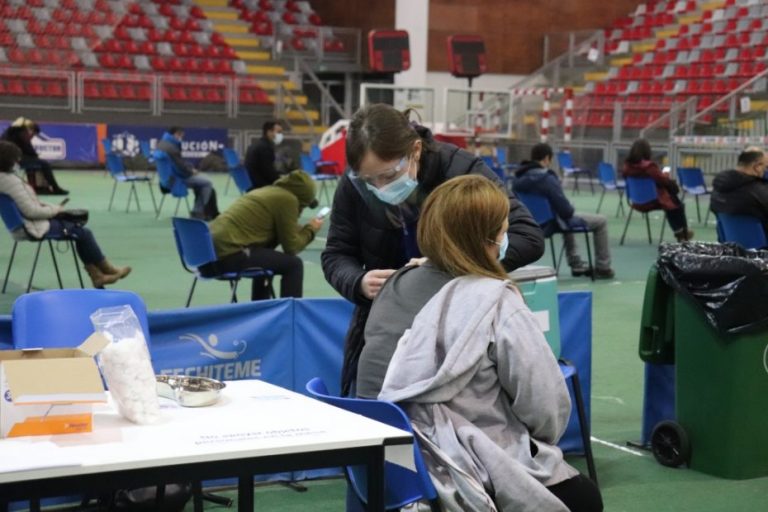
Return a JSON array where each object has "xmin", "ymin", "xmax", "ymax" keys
[{"xmin": 394, "ymin": 0, "xmax": 429, "ymax": 87}]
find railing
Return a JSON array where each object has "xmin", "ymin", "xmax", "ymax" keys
[
  {"xmin": 511, "ymin": 29, "xmax": 606, "ymax": 90},
  {"xmin": 295, "ymin": 57, "xmax": 348, "ymax": 125},
  {"xmin": 269, "ymin": 24, "xmax": 361, "ymax": 67}
]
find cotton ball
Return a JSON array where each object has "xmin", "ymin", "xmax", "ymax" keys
[{"xmin": 99, "ymin": 330, "xmax": 160, "ymax": 424}]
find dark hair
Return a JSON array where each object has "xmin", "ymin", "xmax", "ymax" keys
[
  {"xmin": 168, "ymin": 126, "xmax": 184, "ymax": 135},
  {"xmin": 0, "ymin": 141, "xmax": 22, "ymax": 174},
  {"xmin": 345, "ymin": 104, "xmax": 420, "ymax": 172},
  {"xmin": 531, "ymin": 143, "xmax": 553, "ymax": 162},
  {"xmin": 738, "ymin": 150, "xmax": 764, "ymax": 166},
  {"xmin": 262, "ymin": 121, "xmax": 280, "ymax": 137},
  {"xmin": 626, "ymin": 138, "xmax": 652, "ymax": 164}
]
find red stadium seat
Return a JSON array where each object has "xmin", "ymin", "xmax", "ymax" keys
[
  {"xmin": 214, "ymin": 60, "xmax": 233, "ymax": 74},
  {"xmin": 151, "ymin": 56, "xmax": 169, "ymax": 71},
  {"xmin": 44, "ymin": 80, "xmax": 66, "ymax": 97},
  {"xmin": 259, "ymin": 0, "xmax": 274, "ymax": 10},
  {"xmin": 100, "ymin": 83, "xmax": 120, "ymax": 100}
]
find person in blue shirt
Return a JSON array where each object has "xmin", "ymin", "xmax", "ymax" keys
[
  {"xmin": 514, "ymin": 143, "xmax": 614, "ymax": 279},
  {"xmin": 156, "ymin": 127, "xmax": 219, "ymax": 221}
]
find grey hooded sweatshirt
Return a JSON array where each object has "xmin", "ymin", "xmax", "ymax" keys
[{"xmin": 379, "ymin": 276, "xmax": 577, "ymax": 512}]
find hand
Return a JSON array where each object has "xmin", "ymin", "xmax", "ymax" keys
[
  {"xmin": 406, "ymin": 257, "xmax": 428, "ymax": 267},
  {"xmin": 308, "ymin": 217, "xmax": 324, "ymax": 231},
  {"xmin": 360, "ymin": 269, "xmax": 396, "ymax": 300}
]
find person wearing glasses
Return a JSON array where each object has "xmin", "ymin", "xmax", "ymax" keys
[{"xmin": 320, "ymin": 103, "xmax": 545, "ymax": 397}]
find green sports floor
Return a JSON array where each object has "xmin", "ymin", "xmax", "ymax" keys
[{"xmin": 1, "ymin": 171, "xmax": 765, "ymax": 511}]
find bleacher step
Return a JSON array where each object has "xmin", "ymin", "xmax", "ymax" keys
[
  {"xmin": 238, "ymin": 51, "xmax": 272, "ymax": 61},
  {"xmin": 212, "ymin": 22, "xmax": 250, "ymax": 34},
  {"xmin": 247, "ymin": 65, "xmax": 286, "ymax": 76},
  {"xmin": 268, "ymin": 94, "xmax": 308, "ymax": 106},
  {"xmin": 225, "ymin": 37, "xmax": 261, "ymax": 48},
  {"xmin": 285, "ymin": 110, "xmax": 319, "ymax": 121},
  {"xmin": 203, "ymin": 10, "xmax": 239, "ymax": 21},
  {"xmin": 195, "ymin": 0, "xmax": 228, "ymax": 6}
]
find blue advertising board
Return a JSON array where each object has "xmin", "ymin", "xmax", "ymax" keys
[
  {"xmin": 0, "ymin": 120, "xmax": 99, "ymax": 163},
  {"xmin": 107, "ymin": 125, "xmax": 227, "ymax": 163}
]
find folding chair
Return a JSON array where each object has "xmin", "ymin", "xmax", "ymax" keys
[
  {"xmin": 153, "ymin": 150, "xmax": 191, "ymax": 219},
  {"xmin": 557, "ymin": 151, "xmax": 594, "ymax": 194},
  {"xmin": 305, "ymin": 378, "xmax": 441, "ymax": 512},
  {"xmin": 0, "ymin": 193, "xmax": 84, "ymax": 294},
  {"xmin": 619, "ymin": 177, "xmax": 667, "ymax": 245},
  {"xmin": 301, "ymin": 153, "xmax": 337, "ymax": 206},
  {"xmin": 222, "ymin": 148, "xmax": 253, "ymax": 195},
  {"xmin": 310, "ymin": 143, "xmax": 340, "ymax": 174},
  {"xmin": 677, "ymin": 167, "xmax": 711, "ymax": 224},
  {"xmin": 106, "ymin": 153, "xmax": 158, "ymax": 214},
  {"xmin": 171, "ymin": 217, "xmax": 274, "ymax": 307},
  {"xmin": 715, "ymin": 212, "xmax": 767, "ymax": 249},
  {"xmin": 596, "ymin": 162, "xmax": 626, "ymax": 217},
  {"xmin": 516, "ymin": 191, "xmax": 595, "ymax": 281}
]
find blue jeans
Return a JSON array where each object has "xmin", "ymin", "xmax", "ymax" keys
[
  {"xmin": 184, "ymin": 174, "xmax": 216, "ymax": 217},
  {"xmin": 47, "ymin": 219, "xmax": 104, "ymax": 265}
]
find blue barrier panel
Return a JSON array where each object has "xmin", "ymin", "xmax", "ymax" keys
[
  {"xmin": 641, "ymin": 363, "xmax": 675, "ymax": 446},
  {"xmin": 557, "ymin": 291, "xmax": 593, "ymax": 454}
]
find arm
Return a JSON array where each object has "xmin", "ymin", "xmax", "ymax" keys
[
  {"xmin": 274, "ymin": 198, "xmax": 316, "ymax": 255},
  {"xmin": 544, "ymin": 173, "xmax": 576, "ymax": 221},
  {"xmin": 494, "ymin": 299, "xmax": 572, "ymax": 442},
  {"xmin": 646, "ymin": 162, "xmax": 679, "ymax": 193},
  {"xmin": 167, "ymin": 147, "xmax": 194, "ymax": 179},
  {"xmin": 467, "ymin": 159, "xmax": 546, "ymax": 270},
  {"xmin": 2, "ymin": 176, "xmax": 58, "ymax": 220},
  {"xmin": 321, "ymin": 176, "xmax": 369, "ymax": 304}
]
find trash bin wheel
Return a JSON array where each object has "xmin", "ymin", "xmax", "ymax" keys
[{"xmin": 651, "ymin": 420, "xmax": 691, "ymax": 468}]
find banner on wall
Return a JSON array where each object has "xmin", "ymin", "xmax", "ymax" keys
[
  {"xmin": 0, "ymin": 121, "xmax": 99, "ymax": 163},
  {"xmin": 106, "ymin": 125, "xmax": 227, "ymax": 163}
]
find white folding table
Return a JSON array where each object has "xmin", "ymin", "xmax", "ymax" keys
[{"xmin": 0, "ymin": 380, "xmax": 413, "ymax": 512}]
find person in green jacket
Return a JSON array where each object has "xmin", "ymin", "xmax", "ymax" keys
[{"xmin": 208, "ymin": 170, "xmax": 324, "ymax": 300}]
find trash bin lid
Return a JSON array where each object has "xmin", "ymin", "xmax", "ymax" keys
[{"xmin": 508, "ymin": 265, "xmax": 557, "ymax": 282}]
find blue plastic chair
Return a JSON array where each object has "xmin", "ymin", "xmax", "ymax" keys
[
  {"xmin": 557, "ymin": 151, "xmax": 594, "ymax": 194},
  {"xmin": 677, "ymin": 167, "xmax": 711, "ymax": 224},
  {"xmin": 715, "ymin": 213, "xmax": 767, "ymax": 249},
  {"xmin": 300, "ymin": 153, "xmax": 337, "ymax": 206},
  {"xmin": 0, "ymin": 193, "xmax": 84, "ymax": 294},
  {"xmin": 516, "ymin": 191, "xmax": 595, "ymax": 281},
  {"xmin": 101, "ymin": 138, "xmax": 112, "ymax": 154},
  {"xmin": 620, "ymin": 176, "xmax": 667, "ymax": 245},
  {"xmin": 12, "ymin": 289, "xmax": 150, "ymax": 349},
  {"xmin": 222, "ymin": 148, "xmax": 253, "ymax": 195},
  {"xmin": 481, "ymin": 155, "xmax": 505, "ymax": 182},
  {"xmin": 106, "ymin": 153, "xmax": 157, "ymax": 214},
  {"xmin": 171, "ymin": 217, "xmax": 274, "ymax": 307},
  {"xmin": 596, "ymin": 162, "xmax": 626, "ymax": 217},
  {"xmin": 558, "ymin": 361, "xmax": 598, "ymax": 484},
  {"xmin": 305, "ymin": 378, "xmax": 440, "ymax": 512},
  {"xmin": 153, "ymin": 150, "xmax": 190, "ymax": 219},
  {"xmin": 139, "ymin": 140, "xmax": 154, "ymax": 163}
]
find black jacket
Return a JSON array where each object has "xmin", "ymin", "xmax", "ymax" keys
[
  {"xmin": 710, "ymin": 169, "xmax": 768, "ymax": 235},
  {"xmin": 321, "ymin": 125, "xmax": 545, "ymax": 394},
  {"xmin": 244, "ymin": 136, "xmax": 280, "ymax": 190},
  {"xmin": 1, "ymin": 126, "xmax": 37, "ymax": 158}
]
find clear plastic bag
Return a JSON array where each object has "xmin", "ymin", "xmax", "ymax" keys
[{"xmin": 90, "ymin": 305, "xmax": 160, "ymax": 424}]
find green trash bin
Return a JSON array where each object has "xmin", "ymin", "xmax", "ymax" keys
[
  {"xmin": 674, "ymin": 294, "xmax": 768, "ymax": 479},
  {"xmin": 508, "ymin": 265, "xmax": 560, "ymax": 356},
  {"xmin": 638, "ymin": 264, "xmax": 675, "ymax": 365}
]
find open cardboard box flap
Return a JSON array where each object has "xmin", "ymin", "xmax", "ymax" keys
[{"xmin": 0, "ymin": 333, "xmax": 109, "ymax": 405}]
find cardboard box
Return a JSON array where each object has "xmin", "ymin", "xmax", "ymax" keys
[{"xmin": 0, "ymin": 333, "xmax": 108, "ymax": 438}]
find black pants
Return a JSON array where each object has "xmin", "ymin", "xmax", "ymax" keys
[
  {"xmin": 21, "ymin": 156, "xmax": 62, "ymax": 191},
  {"xmin": 213, "ymin": 246, "xmax": 303, "ymax": 300},
  {"xmin": 547, "ymin": 474, "xmax": 604, "ymax": 512},
  {"xmin": 664, "ymin": 195, "xmax": 688, "ymax": 233}
]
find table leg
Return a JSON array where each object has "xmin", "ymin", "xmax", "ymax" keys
[
  {"xmin": 366, "ymin": 446, "xmax": 386, "ymax": 512},
  {"xmin": 238, "ymin": 475, "xmax": 254, "ymax": 512}
]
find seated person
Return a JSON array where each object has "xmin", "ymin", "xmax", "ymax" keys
[
  {"xmin": 155, "ymin": 127, "xmax": 219, "ymax": 221},
  {"xmin": 1, "ymin": 117, "xmax": 68, "ymax": 195},
  {"xmin": 513, "ymin": 143, "xmax": 614, "ymax": 279},
  {"xmin": 0, "ymin": 141, "xmax": 130, "ymax": 288},
  {"xmin": 622, "ymin": 138, "xmax": 693, "ymax": 242},
  {"xmin": 368, "ymin": 175, "xmax": 602, "ymax": 512},
  {"xmin": 710, "ymin": 148, "xmax": 768, "ymax": 236},
  {"xmin": 244, "ymin": 120, "xmax": 285, "ymax": 190},
  {"xmin": 208, "ymin": 170, "xmax": 323, "ymax": 300}
]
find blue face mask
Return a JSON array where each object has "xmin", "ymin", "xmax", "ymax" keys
[
  {"xmin": 496, "ymin": 232, "xmax": 509, "ymax": 261},
  {"xmin": 365, "ymin": 169, "xmax": 418, "ymax": 205}
]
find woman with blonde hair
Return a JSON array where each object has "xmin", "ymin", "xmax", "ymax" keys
[{"xmin": 362, "ymin": 175, "xmax": 602, "ymax": 512}]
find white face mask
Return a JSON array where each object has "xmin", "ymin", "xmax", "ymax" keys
[{"xmin": 274, "ymin": 132, "xmax": 284, "ymax": 145}]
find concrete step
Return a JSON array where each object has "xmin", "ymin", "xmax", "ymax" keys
[
  {"xmin": 195, "ymin": 0, "xmax": 228, "ymax": 6},
  {"xmin": 285, "ymin": 110, "xmax": 319, "ymax": 121},
  {"xmin": 212, "ymin": 22, "xmax": 250, "ymax": 34},
  {"xmin": 225, "ymin": 37, "xmax": 261, "ymax": 48},
  {"xmin": 203, "ymin": 10, "xmax": 239, "ymax": 21},
  {"xmin": 238, "ymin": 50, "xmax": 271, "ymax": 61},
  {"xmin": 257, "ymin": 80, "xmax": 298, "ymax": 91},
  {"xmin": 268, "ymin": 94, "xmax": 308, "ymax": 106},
  {"xmin": 291, "ymin": 124, "xmax": 327, "ymax": 135}
]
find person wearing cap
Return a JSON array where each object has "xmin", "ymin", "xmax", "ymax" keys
[{"xmin": 208, "ymin": 170, "xmax": 323, "ymax": 300}]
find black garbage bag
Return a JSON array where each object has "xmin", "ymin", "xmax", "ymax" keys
[{"xmin": 657, "ymin": 241, "xmax": 768, "ymax": 334}]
